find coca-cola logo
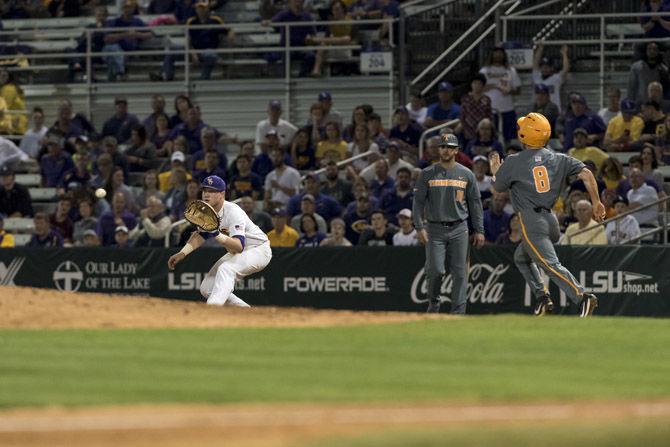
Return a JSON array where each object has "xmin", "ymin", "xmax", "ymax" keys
[{"xmin": 410, "ymin": 263, "xmax": 510, "ymax": 304}]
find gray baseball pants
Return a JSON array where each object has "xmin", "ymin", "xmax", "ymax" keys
[
  {"xmin": 425, "ymin": 221, "xmax": 469, "ymax": 314},
  {"xmin": 517, "ymin": 210, "xmax": 584, "ymax": 305}
]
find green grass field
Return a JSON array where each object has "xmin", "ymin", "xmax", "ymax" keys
[{"xmin": 1, "ymin": 315, "xmax": 669, "ymax": 408}]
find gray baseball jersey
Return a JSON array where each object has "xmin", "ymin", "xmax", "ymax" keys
[
  {"xmin": 492, "ymin": 148, "xmax": 585, "ymax": 212},
  {"xmin": 412, "ymin": 163, "xmax": 484, "ymax": 233}
]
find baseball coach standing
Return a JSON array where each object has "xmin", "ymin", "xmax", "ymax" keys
[{"xmin": 412, "ymin": 133, "xmax": 485, "ymax": 314}]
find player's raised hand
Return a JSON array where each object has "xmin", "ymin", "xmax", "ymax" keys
[
  {"xmin": 488, "ymin": 152, "xmax": 502, "ymax": 175},
  {"xmin": 592, "ymin": 201, "xmax": 606, "ymax": 222}
]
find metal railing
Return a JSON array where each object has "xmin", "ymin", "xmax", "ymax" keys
[
  {"xmin": 501, "ymin": 11, "xmax": 668, "ymax": 109},
  {"xmin": 0, "ymin": 18, "xmax": 395, "ymax": 122},
  {"xmin": 418, "ymin": 118, "xmax": 459, "ymax": 159},
  {"xmin": 566, "ymin": 195, "xmax": 670, "ymax": 245},
  {"xmin": 305, "ymin": 150, "xmax": 377, "ymax": 179},
  {"xmin": 410, "ymin": 0, "xmax": 507, "ymax": 90}
]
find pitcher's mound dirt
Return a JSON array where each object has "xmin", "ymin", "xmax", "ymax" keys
[{"xmin": 0, "ymin": 286, "xmax": 450, "ymax": 329}]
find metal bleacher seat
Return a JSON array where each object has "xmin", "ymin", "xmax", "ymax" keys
[
  {"xmin": 12, "ymin": 234, "xmax": 33, "ymax": 247},
  {"xmin": 3, "ymin": 217, "xmax": 35, "ymax": 233},
  {"xmin": 659, "ymin": 165, "xmax": 670, "ymax": 180},
  {"xmin": 32, "ymin": 202, "xmax": 57, "ymax": 214},
  {"xmin": 15, "ymin": 173, "xmax": 41, "ymax": 187},
  {"xmin": 608, "ymin": 152, "xmax": 639, "ymax": 164},
  {"xmin": 29, "ymin": 187, "xmax": 58, "ymax": 201}
]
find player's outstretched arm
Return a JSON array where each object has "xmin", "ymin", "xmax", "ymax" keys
[
  {"xmin": 577, "ymin": 167, "xmax": 606, "ymax": 222},
  {"xmin": 168, "ymin": 232, "xmax": 205, "ymax": 270}
]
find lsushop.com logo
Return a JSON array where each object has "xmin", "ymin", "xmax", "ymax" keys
[{"xmin": 410, "ymin": 263, "xmax": 510, "ymax": 304}]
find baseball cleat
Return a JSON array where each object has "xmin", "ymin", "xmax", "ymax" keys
[
  {"xmin": 533, "ymin": 294, "xmax": 554, "ymax": 316},
  {"xmin": 426, "ymin": 301, "xmax": 441, "ymax": 314},
  {"xmin": 579, "ymin": 293, "xmax": 598, "ymax": 318}
]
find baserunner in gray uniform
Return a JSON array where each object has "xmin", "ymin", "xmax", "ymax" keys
[
  {"xmin": 489, "ymin": 113, "xmax": 605, "ymax": 317},
  {"xmin": 413, "ymin": 133, "xmax": 485, "ymax": 314}
]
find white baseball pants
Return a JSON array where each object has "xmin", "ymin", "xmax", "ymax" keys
[{"xmin": 200, "ymin": 242, "xmax": 272, "ymax": 306}]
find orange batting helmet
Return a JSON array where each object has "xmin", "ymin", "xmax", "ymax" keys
[{"xmin": 517, "ymin": 113, "xmax": 551, "ymax": 148}]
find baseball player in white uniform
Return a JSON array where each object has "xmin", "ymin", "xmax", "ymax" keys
[{"xmin": 168, "ymin": 175, "xmax": 272, "ymax": 307}]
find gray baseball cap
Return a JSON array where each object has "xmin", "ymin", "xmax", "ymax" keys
[{"xmin": 438, "ymin": 133, "xmax": 460, "ymax": 148}]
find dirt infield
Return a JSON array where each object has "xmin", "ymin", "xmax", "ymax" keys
[
  {"xmin": 0, "ymin": 286, "xmax": 450, "ymax": 329},
  {"xmin": 1, "ymin": 400, "xmax": 669, "ymax": 447}
]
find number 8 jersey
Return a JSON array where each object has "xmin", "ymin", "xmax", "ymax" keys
[{"xmin": 492, "ymin": 148, "xmax": 585, "ymax": 212}]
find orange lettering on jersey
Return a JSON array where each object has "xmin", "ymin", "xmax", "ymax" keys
[{"xmin": 428, "ymin": 179, "xmax": 468, "ymax": 188}]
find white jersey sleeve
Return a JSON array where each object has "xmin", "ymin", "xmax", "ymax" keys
[{"xmin": 219, "ymin": 201, "xmax": 269, "ymax": 249}]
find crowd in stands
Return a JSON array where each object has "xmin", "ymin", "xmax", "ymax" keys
[
  {"xmin": 2, "ymin": 0, "xmax": 398, "ymax": 82},
  {"xmin": 1, "ymin": 3, "xmax": 669, "ymax": 249}
]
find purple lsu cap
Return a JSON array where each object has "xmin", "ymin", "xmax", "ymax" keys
[{"xmin": 202, "ymin": 175, "xmax": 226, "ymax": 192}]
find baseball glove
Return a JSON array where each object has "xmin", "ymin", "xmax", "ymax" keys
[{"xmin": 184, "ymin": 200, "xmax": 220, "ymax": 232}]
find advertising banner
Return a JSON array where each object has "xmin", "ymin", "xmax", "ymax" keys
[{"xmin": 0, "ymin": 246, "xmax": 668, "ymax": 316}]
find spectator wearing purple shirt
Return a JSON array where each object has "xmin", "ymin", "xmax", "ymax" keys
[
  {"xmin": 368, "ymin": 159, "xmax": 395, "ymax": 199},
  {"xmin": 640, "ymin": 0, "xmax": 670, "ymax": 39},
  {"xmin": 142, "ymin": 95, "xmax": 166, "ymax": 141},
  {"xmin": 379, "ymin": 167, "xmax": 413, "ymax": 225},
  {"xmin": 296, "ymin": 213, "xmax": 326, "ymax": 247},
  {"xmin": 28, "ymin": 213, "xmax": 64, "ymax": 248},
  {"xmin": 167, "ymin": 107, "xmax": 209, "ymax": 154},
  {"xmin": 264, "ymin": 0, "xmax": 320, "ymax": 77},
  {"xmin": 389, "ymin": 106, "xmax": 423, "ymax": 155},
  {"xmin": 195, "ymin": 150, "xmax": 228, "ymax": 184},
  {"xmin": 286, "ymin": 173, "xmax": 342, "ymax": 220},
  {"xmin": 343, "ymin": 193, "xmax": 374, "ymax": 244},
  {"xmin": 424, "ymin": 81, "xmax": 461, "ymax": 129},
  {"xmin": 102, "ymin": 1, "xmax": 152, "ymax": 81},
  {"xmin": 40, "ymin": 135, "xmax": 74, "ymax": 187},
  {"xmin": 483, "ymin": 191, "xmax": 511, "ymax": 243},
  {"xmin": 562, "ymin": 93, "xmax": 607, "ymax": 151},
  {"xmin": 153, "ymin": 3, "xmax": 234, "ymax": 81},
  {"xmin": 102, "ymin": 96, "xmax": 140, "ymax": 144},
  {"xmin": 96, "ymin": 191, "xmax": 138, "ymax": 246}
]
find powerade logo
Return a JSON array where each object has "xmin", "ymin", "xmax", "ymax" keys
[
  {"xmin": 410, "ymin": 263, "xmax": 510, "ymax": 304},
  {"xmin": 578, "ymin": 271, "xmax": 659, "ymax": 296},
  {"xmin": 284, "ymin": 276, "xmax": 387, "ymax": 293}
]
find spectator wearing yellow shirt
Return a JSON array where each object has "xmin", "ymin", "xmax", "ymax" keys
[
  {"xmin": 158, "ymin": 151, "xmax": 192, "ymax": 192},
  {"xmin": 0, "ymin": 214, "xmax": 15, "ymax": 247},
  {"xmin": 267, "ymin": 208, "xmax": 299, "ymax": 247},
  {"xmin": 0, "ymin": 70, "xmax": 27, "ymax": 135},
  {"xmin": 568, "ymin": 128, "xmax": 610, "ymax": 171},
  {"xmin": 316, "ymin": 121, "xmax": 349, "ymax": 164},
  {"xmin": 560, "ymin": 200, "xmax": 608, "ymax": 245},
  {"xmin": 603, "ymin": 99, "xmax": 643, "ymax": 152},
  {"xmin": 0, "ymin": 98, "xmax": 12, "ymax": 135}
]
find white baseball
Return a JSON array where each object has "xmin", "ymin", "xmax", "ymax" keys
[{"xmin": 95, "ymin": 188, "xmax": 107, "ymax": 199}]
